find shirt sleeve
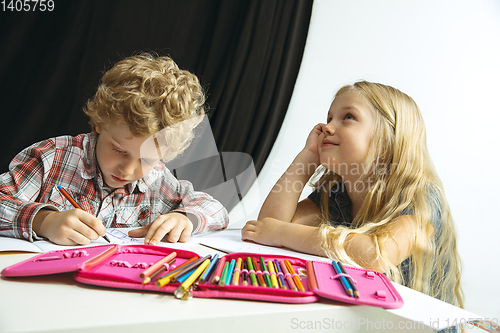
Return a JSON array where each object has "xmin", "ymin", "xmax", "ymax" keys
[
  {"xmin": 158, "ymin": 168, "xmax": 229, "ymax": 234},
  {"xmin": 0, "ymin": 140, "xmax": 59, "ymax": 241}
]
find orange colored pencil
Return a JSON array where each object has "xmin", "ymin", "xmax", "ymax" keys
[
  {"xmin": 252, "ymin": 257, "xmax": 266, "ymax": 287},
  {"xmin": 140, "ymin": 252, "xmax": 177, "ymax": 278},
  {"xmin": 284, "ymin": 259, "xmax": 305, "ymax": 292},
  {"xmin": 279, "ymin": 260, "xmax": 297, "ymax": 291}
]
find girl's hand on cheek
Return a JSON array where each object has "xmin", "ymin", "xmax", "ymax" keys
[
  {"xmin": 303, "ymin": 123, "xmax": 323, "ymax": 164},
  {"xmin": 128, "ymin": 212, "xmax": 193, "ymax": 244},
  {"xmin": 241, "ymin": 218, "xmax": 287, "ymax": 248}
]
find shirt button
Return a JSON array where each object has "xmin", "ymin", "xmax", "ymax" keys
[
  {"xmin": 22, "ymin": 231, "xmax": 29, "ymax": 239},
  {"xmin": 338, "ymin": 195, "xmax": 344, "ymax": 201}
]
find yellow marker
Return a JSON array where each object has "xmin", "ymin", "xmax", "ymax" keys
[
  {"xmin": 232, "ymin": 258, "xmax": 242, "ymax": 285},
  {"xmin": 267, "ymin": 260, "xmax": 279, "ymax": 288},
  {"xmin": 174, "ymin": 259, "xmax": 211, "ymax": 299}
]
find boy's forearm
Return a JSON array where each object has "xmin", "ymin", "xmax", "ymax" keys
[{"xmin": 258, "ymin": 149, "xmax": 318, "ymax": 221}]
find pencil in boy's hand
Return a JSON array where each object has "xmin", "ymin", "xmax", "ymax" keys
[{"xmin": 56, "ymin": 185, "xmax": 111, "ymax": 243}]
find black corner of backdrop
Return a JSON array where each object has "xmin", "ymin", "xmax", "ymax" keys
[{"xmin": 0, "ymin": 0, "xmax": 313, "ymax": 207}]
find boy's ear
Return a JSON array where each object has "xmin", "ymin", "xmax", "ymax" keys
[{"xmin": 95, "ymin": 125, "xmax": 101, "ymax": 134}]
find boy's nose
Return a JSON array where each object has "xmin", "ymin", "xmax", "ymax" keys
[{"xmin": 119, "ymin": 160, "xmax": 137, "ymax": 176}]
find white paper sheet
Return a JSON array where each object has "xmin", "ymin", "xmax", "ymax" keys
[{"xmin": 197, "ymin": 229, "xmax": 329, "ymax": 262}]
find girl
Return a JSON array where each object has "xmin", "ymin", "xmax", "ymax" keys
[{"xmin": 242, "ymin": 81, "xmax": 464, "ymax": 313}]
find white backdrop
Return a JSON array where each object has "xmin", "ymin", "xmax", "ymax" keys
[{"xmin": 228, "ymin": 0, "xmax": 500, "ymax": 319}]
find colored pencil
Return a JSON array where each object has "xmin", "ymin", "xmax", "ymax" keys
[
  {"xmin": 242, "ymin": 262, "xmax": 248, "ymax": 286},
  {"xmin": 274, "ymin": 259, "xmax": 287, "ymax": 290},
  {"xmin": 232, "ymin": 258, "xmax": 242, "ymax": 285},
  {"xmin": 211, "ymin": 256, "xmax": 226, "ymax": 284},
  {"xmin": 219, "ymin": 262, "xmax": 229, "ymax": 286},
  {"xmin": 259, "ymin": 257, "xmax": 272, "ymax": 287},
  {"xmin": 338, "ymin": 261, "xmax": 359, "ymax": 298},
  {"xmin": 252, "ymin": 258, "xmax": 266, "ymax": 287},
  {"xmin": 57, "ymin": 185, "xmax": 110, "ymax": 243},
  {"xmin": 246, "ymin": 257, "xmax": 258, "ymax": 286},
  {"xmin": 176, "ymin": 267, "xmax": 197, "ymax": 283},
  {"xmin": 332, "ymin": 261, "xmax": 353, "ymax": 297},
  {"xmin": 199, "ymin": 254, "xmax": 219, "ymax": 284},
  {"xmin": 140, "ymin": 252, "xmax": 177, "ymax": 278},
  {"xmin": 305, "ymin": 261, "xmax": 318, "ymax": 290},
  {"xmin": 174, "ymin": 258, "xmax": 211, "ymax": 299},
  {"xmin": 83, "ymin": 245, "xmax": 118, "ymax": 270},
  {"xmin": 155, "ymin": 256, "xmax": 199, "ymax": 287},
  {"xmin": 267, "ymin": 260, "xmax": 279, "ymax": 288},
  {"xmin": 279, "ymin": 260, "xmax": 297, "ymax": 291},
  {"xmin": 142, "ymin": 258, "xmax": 176, "ymax": 284},
  {"xmin": 225, "ymin": 259, "xmax": 236, "ymax": 286},
  {"xmin": 170, "ymin": 255, "xmax": 212, "ymax": 283},
  {"xmin": 284, "ymin": 259, "xmax": 305, "ymax": 292}
]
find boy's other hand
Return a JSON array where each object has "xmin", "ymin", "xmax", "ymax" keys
[
  {"xmin": 128, "ymin": 212, "xmax": 193, "ymax": 245},
  {"xmin": 32, "ymin": 209, "xmax": 106, "ymax": 246}
]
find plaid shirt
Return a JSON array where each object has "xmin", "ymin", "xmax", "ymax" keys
[{"xmin": 0, "ymin": 133, "xmax": 229, "ymax": 242}]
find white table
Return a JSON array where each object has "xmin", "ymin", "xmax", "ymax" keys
[{"xmin": 0, "ymin": 241, "xmax": 483, "ymax": 333}]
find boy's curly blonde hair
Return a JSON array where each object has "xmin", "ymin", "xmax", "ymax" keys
[{"xmin": 84, "ymin": 53, "xmax": 205, "ymax": 162}]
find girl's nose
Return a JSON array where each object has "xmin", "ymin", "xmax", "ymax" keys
[{"xmin": 323, "ymin": 121, "xmax": 335, "ymax": 136}]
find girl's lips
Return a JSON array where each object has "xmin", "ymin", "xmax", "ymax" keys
[{"xmin": 321, "ymin": 139, "xmax": 338, "ymax": 147}]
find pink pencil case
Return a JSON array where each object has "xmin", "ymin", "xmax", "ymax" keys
[{"xmin": 1, "ymin": 244, "xmax": 403, "ymax": 309}]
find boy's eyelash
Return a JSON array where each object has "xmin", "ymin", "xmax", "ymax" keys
[{"xmin": 112, "ymin": 146, "xmax": 125, "ymax": 154}]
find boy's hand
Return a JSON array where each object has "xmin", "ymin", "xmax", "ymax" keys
[
  {"xmin": 32, "ymin": 209, "xmax": 107, "ymax": 245},
  {"xmin": 128, "ymin": 212, "xmax": 193, "ymax": 245}
]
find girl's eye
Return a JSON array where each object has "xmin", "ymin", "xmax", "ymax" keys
[{"xmin": 344, "ymin": 113, "xmax": 355, "ymax": 120}]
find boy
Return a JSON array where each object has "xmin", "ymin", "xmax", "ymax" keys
[{"xmin": 0, "ymin": 53, "xmax": 229, "ymax": 246}]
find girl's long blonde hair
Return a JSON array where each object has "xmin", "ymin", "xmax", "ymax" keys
[{"xmin": 316, "ymin": 81, "xmax": 464, "ymax": 308}]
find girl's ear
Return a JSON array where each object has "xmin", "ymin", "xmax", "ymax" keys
[{"xmin": 95, "ymin": 125, "xmax": 101, "ymax": 134}]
